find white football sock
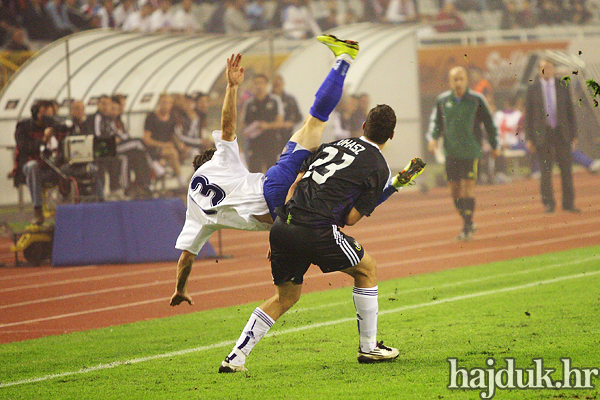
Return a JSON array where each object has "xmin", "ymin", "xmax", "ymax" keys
[
  {"xmin": 338, "ymin": 53, "xmax": 354, "ymax": 65},
  {"xmin": 353, "ymin": 286, "xmax": 378, "ymax": 353},
  {"xmin": 227, "ymin": 307, "xmax": 274, "ymax": 366}
]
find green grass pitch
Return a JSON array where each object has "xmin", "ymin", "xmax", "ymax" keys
[{"xmin": 1, "ymin": 246, "xmax": 599, "ymax": 400}]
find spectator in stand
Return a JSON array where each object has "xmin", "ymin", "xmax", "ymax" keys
[
  {"xmin": 493, "ymin": 95, "xmax": 535, "ymax": 179},
  {"xmin": 385, "ymin": 0, "xmax": 418, "ymax": 23},
  {"xmin": 224, "ymin": 0, "xmax": 252, "ymax": 34},
  {"xmin": 271, "ymin": 74, "xmax": 302, "ymax": 151},
  {"xmin": 67, "ymin": 99, "xmax": 86, "ymax": 135},
  {"xmin": 122, "ymin": 2, "xmax": 153, "ymax": 32},
  {"xmin": 150, "ymin": 0, "xmax": 175, "ymax": 32},
  {"xmin": 97, "ymin": 0, "xmax": 117, "ymax": 28},
  {"xmin": 171, "ymin": 93, "xmax": 199, "ymax": 155},
  {"xmin": 246, "ymin": 0, "xmax": 270, "ymax": 31},
  {"xmin": 0, "ymin": 1, "xmax": 19, "ymax": 45},
  {"xmin": 23, "ymin": 0, "xmax": 57, "ymax": 41},
  {"xmin": 113, "ymin": 0, "xmax": 136, "ymax": 28},
  {"xmin": 110, "ymin": 96, "xmax": 154, "ymax": 199},
  {"xmin": 175, "ymin": 92, "xmax": 214, "ymax": 150},
  {"xmin": 143, "ymin": 94, "xmax": 187, "ymax": 187},
  {"xmin": 14, "ymin": 99, "xmax": 60, "ymax": 225},
  {"xmin": 172, "ymin": 0, "xmax": 200, "ymax": 32},
  {"xmin": 499, "ymin": 0, "xmax": 519, "ymax": 29},
  {"xmin": 516, "ymin": 0, "xmax": 538, "ymax": 27},
  {"xmin": 434, "ymin": 1, "xmax": 468, "ymax": 32},
  {"xmin": 4, "ymin": 28, "xmax": 30, "ymax": 51},
  {"xmin": 361, "ymin": 0, "xmax": 386, "ymax": 22},
  {"xmin": 570, "ymin": 0, "xmax": 592, "ymax": 24},
  {"xmin": 241, "ymin": 73, "xmax": 285, "ymax": 173},
  {"xmin": 80, "ymin": 0, "xmax": 101, "ymax": 20},
  {"xmin": 312, "ymin": 0, "xmax": 339, "ymax": 30},
  {"xmin": 64, "ymin": 0, "xmax": 91, "ymax": 30},
  {"xmin": 204, "ymin": 1, "xmax": 226, "ymax": 33},
  {"xmin": 81, "ymin": 95, "xmax": 125, "ymax": 200},
  {"xmin": 470, "ymin": 66, "xmax": 495, "ymax": 108},
  {"xmin": 358, "ymin": 93, "xmax": 370, "ymax": 117},
  {"xmin": 45, "ymin": 0, "xmax": 77, "ymax": 39},
  {"xmin": 281, "ymin": 0, "xmax": 321, "ymax": 40},
  {"xmin": 538, "ymin": 0, "xmax": 563, "ymax": 25},
  {"xmin": 340, "ymin": 95, "xmax": 363, "ymax": 138},
  {"xmin": 172, "ymin": 94, "xmax": 206, "ymax": 150}
]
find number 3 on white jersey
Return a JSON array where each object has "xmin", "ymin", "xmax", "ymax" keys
[{"xmin": 304, "ymin": 147, "xmax": 355, "ymax": 184}]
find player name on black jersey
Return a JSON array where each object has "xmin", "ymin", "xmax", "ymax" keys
[
  {"xmin": 336, "ymin": 138, "xmax": 366, "ymax": 155},
  {"xmin": 283, "ymin": 137, "xmax": 390, "ymax": 228}
]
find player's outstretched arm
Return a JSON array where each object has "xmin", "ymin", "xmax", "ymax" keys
[
  {"xmin": 285, "ymin": 171, "xmax": 305, "ymax": 204},
  {"xmin": 376, "ymin": 157, "xmax": 426, "ymax": 207},
  {"xmin": 221, "ymin": 54, "xmax": 244, "ymax": 142},
  {"xmin": 170, "ymin": 250, "xmax": 195, "ymax": 306}
]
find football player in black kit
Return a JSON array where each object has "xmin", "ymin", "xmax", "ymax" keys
[{"xmin": 220, "ymin": 103, "xmax": 426, "ymax": 372}]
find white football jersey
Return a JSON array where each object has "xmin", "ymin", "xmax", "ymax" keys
[{"xmin": 175, "ymin": 131, "xmax": 271, "ymax": 255}]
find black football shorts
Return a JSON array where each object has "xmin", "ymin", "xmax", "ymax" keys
[
  {"xmin": 445, "ymin": 157, "xmax": 479, "ymax": 182},
  {"xmin": 269, "ymin": 218, "xmax": 365, "ymax": 285}
]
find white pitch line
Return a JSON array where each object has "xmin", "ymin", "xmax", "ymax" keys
[
  {"xmin": 1, "ymin": 269, "xmax": 598, "ymax": 389},
  {"xmin": 1, "ymin": 203, "xmax": 599, "ymax": 294},
  {"xmin": 1, "ymin": 232, "xmax": 598, "ymax": 326}
]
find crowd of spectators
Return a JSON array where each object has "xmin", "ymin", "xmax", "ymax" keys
[
  {"xmin": 12, "ymin": 91, "xmax": 215, "ymax": 222},
  {"xmin": 4, "ymin": 0, "xmax": 597, "ymax": 51}
]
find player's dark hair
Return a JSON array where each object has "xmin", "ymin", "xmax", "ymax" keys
[
  {"xmin": 363, "ymin": 104, "xmax": 396, "ymax": 144},
  {"xmin": 193, "ymin": 148, "xmax": 217, "ymax": 171}
]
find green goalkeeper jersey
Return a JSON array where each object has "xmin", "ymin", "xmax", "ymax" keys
[{"xmin": 426, "ymin": 89, "xmax": 499, "ymax": 160}]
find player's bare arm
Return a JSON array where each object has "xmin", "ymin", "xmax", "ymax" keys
[
  {"xmin": 345, "ymin": 207, "xmax": 364, "ymax": 226},
  {"xmin": 170, "ymin": 250, "xmax": 195, "ymax": 306},
  {"xmin": 285, "ymin": 171, "xmax": 306, "ymax": 204},
  {"xmin": 221, "ymin": 53, "xmax": 244, "ymax": 142}
]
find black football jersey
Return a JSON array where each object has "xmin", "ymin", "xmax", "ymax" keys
[{"xmin": 283, "ymin": 137, "xmax": 390, "ymax": 228}]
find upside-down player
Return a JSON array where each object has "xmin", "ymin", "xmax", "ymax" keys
[{"xmin": 170, "ymin": 35, "xmax": 362, "ymax": 307}]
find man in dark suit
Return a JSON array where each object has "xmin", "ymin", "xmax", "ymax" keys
[{"xmin": 525, "ymin": 57, "xmax": 579, "ymax": 213}]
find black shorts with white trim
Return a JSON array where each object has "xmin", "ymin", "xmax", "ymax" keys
[{"xmin": 269, "ymin": 217, "xmax": 365, "ymax": 285}]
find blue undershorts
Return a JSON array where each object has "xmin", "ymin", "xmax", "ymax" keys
[{"xmin": 263, "ymin": 141, "xmax": 312, "ymax": 220}]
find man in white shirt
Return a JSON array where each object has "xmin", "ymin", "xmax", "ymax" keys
[
  {"xmin": 149, "ymin": 0, "xmax": 175, "ymax": 32},
  {"xmin": 172, "ymin": 0, "xmax": 200, "ymax": 32},
  {"xmin": 122, "ymin": 2, "xmax": 153, "ymax": 32},
  {"xmin": 170, "ymin": 35, "xmax": 360, "ymax": 307}
]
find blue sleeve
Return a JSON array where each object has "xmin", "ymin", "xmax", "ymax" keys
[{"xmin": 376, "ymin": 182, "xmax": 398, "ymax": 207}]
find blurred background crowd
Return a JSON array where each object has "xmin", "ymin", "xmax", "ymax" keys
[{"xmin": 1, "ymin": 0, "xmax": 599, "ymax": 51}]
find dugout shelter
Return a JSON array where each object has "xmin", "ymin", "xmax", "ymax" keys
[{"xmin": 0, "ymin": 25, "xmax": 421, "ymax": 206}]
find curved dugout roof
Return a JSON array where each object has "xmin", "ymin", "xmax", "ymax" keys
[
  {"xmin": 278, "ymin": 23, "xmax": 421, "ymax": 170},
  {"xmin": 0, "ymin": 24, "xmax": 419, "ymax": 205},
  {"xmin": 0, "ymin": 29, "xmax": 264, "ymax": 127}
]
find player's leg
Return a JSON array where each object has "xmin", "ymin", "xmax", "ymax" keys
[
  {"xmin": 219, "ymin": 282, "xmax": 302, "ymax": 373},
  {"xmin": 452, "ymin": 159, "xmax": 478, "ymax": 240},
  {"xmin": 263, "ymin": 36, "xmax": 359, "ymax": 218},
  {"xmin": 341, "ymin": 251, "xmax": 399, "ymax": 363},
  {"xmin": 289, "ymin": 35, "xmax": 359, "ymax": 151},
  {"xmin": 220, "ymin": 219, "xmax": 310, "ymax": 372}
]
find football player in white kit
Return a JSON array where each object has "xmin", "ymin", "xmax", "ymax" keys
[{"xmin": 170, "ymin": 35, "xmax": 360, "ymax": 307}]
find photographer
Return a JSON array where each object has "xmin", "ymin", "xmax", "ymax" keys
[{"xmin": 13, "ymin": 100, "xmax": 62, "ymax": 225}]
